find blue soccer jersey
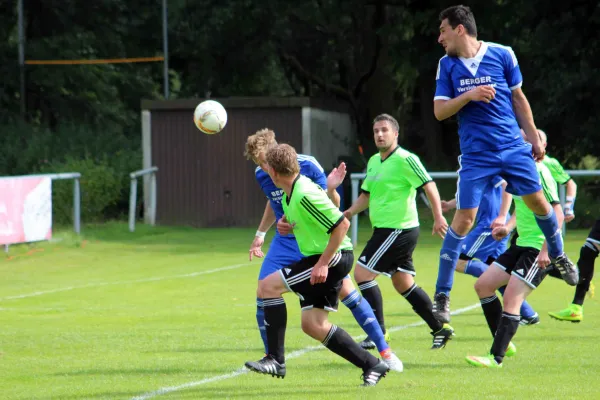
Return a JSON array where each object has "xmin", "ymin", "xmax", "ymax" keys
[
  {"xmin": 435, "ymin": 41, "xmax": 524, "ymax": 154},
  {"xmin": 255, "ymin": 154, "xmax": 327, "ymax": 224}
]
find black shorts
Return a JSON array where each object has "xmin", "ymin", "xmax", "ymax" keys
[
  {"xmin": 357, "ymin": 227, "xmax": 419, "ymax": 277},
  {"xmin": 279, "ymin": 250, "xmax": 353, "ymax": 311},
  {"xmin": 588, "ymin": 219, "xmax": 600, "ymax": 243},
  {"xmin": 493, "ymin": 245, "xmax": 547, "ymax": 289},
  {"xmin": 459, "ymin": 253, "xmax": 496, "ymax": 265}
]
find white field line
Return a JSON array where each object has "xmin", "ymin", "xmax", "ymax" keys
[
  {"xmin": 0, "ymin": 263, "xmax": 253, "ymax": 302},
  {"xmin": 131, "ymin": 303, "xmax": 481, "ymax": 400}
]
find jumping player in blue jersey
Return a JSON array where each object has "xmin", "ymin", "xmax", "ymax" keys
[
  {"xmin": 441, "ymin": 177, "xmax": 539, "ymax": 325},
  {"xmin": 244, "ymin": 129, "xmax": 402, "ymax": 372},
  {"xmin": 432, "ymin": 5, "xmax": 578, "ymax": 322}
]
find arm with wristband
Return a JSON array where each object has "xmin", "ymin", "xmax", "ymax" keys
[{"xmin": 249, "ymin": 201, "xmax": 276, "ymax": 261}]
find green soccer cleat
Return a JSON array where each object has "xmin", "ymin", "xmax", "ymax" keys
[
  {"xmin": 548, "ymin": 304, "xmax": 583, "ymax": 323},
  {"xmin": 505, "ymin": 342, "xmax": 517, "ymax": 358},
  {"xmin": 465, "ymin": 354, "xmax": 503, "ymax": 368}
]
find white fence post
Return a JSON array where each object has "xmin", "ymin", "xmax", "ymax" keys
[{"xmin": 129, "ymin": 167, "xmax": 158, "ymax": 232}]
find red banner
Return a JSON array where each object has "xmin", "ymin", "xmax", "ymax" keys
[{"xmin": 0, "ymin": 177, "xmax": 52, "ymax": 245}]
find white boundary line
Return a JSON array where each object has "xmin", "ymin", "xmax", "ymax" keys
[
  {"xmin": 0, "ymin": 263, "xmax": 253, "ymax": 302},
  {"xmin": 131, "ymin": 303, "xmax": 481, "ymax": 400}
]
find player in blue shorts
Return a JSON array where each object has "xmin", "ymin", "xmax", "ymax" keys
[
  {"xmin": 432, "ymin": 5, "xmax": 578, "ymax": 322},
  {"xmin": 441, "ymin": 177, "xmax": 539, "ymax": 325},
  {"xmin": 244, "ymin": 129, "xmax": 402, "ymax": 371}
]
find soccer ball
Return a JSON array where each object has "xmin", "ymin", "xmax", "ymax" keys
[{"xmin": 193, "ymin": 100, "xmax": 227, "ymax": 134}]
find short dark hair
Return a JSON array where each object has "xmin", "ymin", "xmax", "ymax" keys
[
  {"xmin": 439, "ymin": 5, "xmax": 477, "ymax": 37},
  {"xmin": 373, "ymin": 114, "xmax": 399, "ymax": 132}
]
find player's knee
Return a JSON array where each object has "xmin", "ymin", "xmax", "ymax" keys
[
  {"xmin": 522, "ymin": 191, "xmax": 551, "ymax": 215},
  {"xmin": 354, "ymin": 264, "xmax": 368, "ymax": 282},
  {"xmin": 258, "ymin": 278, "xmax": 279, "ymax": 298},
  {"xmin": 452, "ymin": 213, "xmax": 475, "ymax": 235},
  {"xmin": 392, "ymin": 272, "xmax": 413, "ymax": 293},
  {"xmin": 300, "ymin": 315, "xmax": 326, "ymax": 340},
  {"xmin": 474, "ymin": 277, "xmax": 494, "ymax": 297}
]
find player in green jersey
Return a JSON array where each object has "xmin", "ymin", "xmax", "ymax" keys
[
  {"xmin": 342, "ymin": 114, "xmax": 454, "ymax": 350},
  {"xmin": 537, "ymin": 129, "xmax": 578, "ymax": 222},
  {"xmin": 466, "ymin": 134, "xmax": 577, "ymax": 369},
  {"xmin": 244, "ymin": 144, "xmax": 389, "ymax": 386}
]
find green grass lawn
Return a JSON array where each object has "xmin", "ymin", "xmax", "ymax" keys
[{"xmin": 0, "ymin": 221, "xmax": 598, "ymax": 399}]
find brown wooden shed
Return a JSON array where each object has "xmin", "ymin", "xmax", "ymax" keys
[{"xmin": 140, "ymin": 97, "xmax": 355, "ymax": 228}]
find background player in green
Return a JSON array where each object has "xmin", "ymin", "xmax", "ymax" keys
[
  {"xmin": 537, "ymin": 129, "xmax": 578, "ymax": 222},
  {"xmin": 466, "ymin": 133, "xmax": 568, "ymax": 368},
  {"xmin": 244, "ymin": 144, "xmax": 389, "ymax": 386},
  {"xmin": 342, "ymin": 114, "xmax": 454, "ymax": 350}
]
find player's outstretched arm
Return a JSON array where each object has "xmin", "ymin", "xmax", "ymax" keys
[
  {"xmin": 441, "ymin": 198, "xmax": 456, "ymax": 213},
  {"xmin": 491, "ymin": 181, "xmax": 513, "ymax": 229},
  {"xmin": 343, "ymin": 192, "xmax": 370, "ymax": 220},
  {"xmin": 326, "ymin": 162, "xmax": 347, "ymax": 208},
  {"xmin": 512, "ymin": 88, "xmax": 544, "ymax": 160},
  {"xmin": 249, "ymin": 201, "xmax": 276, "ymax": 260},
  {"xmin": 422, "ymin": 182, "xmax": 448, "ymax": 238},
  {"xmin": 311, "ymin": 217, "xmax": 350, "ymax": 285},
  {"xmin": 492, "ymin": 213, "xmax": 517, "ymax": 241},
  {"xmin": 564, "ymin": 179, "xmax": 578, "ymax": 222}
]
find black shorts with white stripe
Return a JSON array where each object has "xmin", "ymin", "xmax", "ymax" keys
[
  {"xmin": 357, "ymin": 227, "xmax": 419, "ymax": 277},
  {"xmin": 279, "ymin": 250, "xmax": 354, "ymax": 311},
  {"xmin": 494, "ymin": 245, "xmax": 548, "ymax": 289}
]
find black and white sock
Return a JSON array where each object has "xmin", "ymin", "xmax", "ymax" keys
[
  {"xmin": 573, "ymin": 241, "xmax": 598, "ymax": 305},
  {"xmin": 322, "ymin": 325, "xmax": 379, "ymax": 371},
  {"xmin": 402, "ymin": 283, "xmax": 443, "ymax": 332},
  {"xmin": 480, "ymin": 294, "xmax": 503, "ymax": 337},
  {"xmin": 490, "ymin": 312, "xmax": 520, "ymax": 364},
  {"xmin": 358, "ymin": 280, "xmax": 386, "ymax": 333},
  {"xmin": 263, "ymin": 297, "xmax": 287, "ymax": 364}
]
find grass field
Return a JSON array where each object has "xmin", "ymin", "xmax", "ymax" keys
[{"xmin": 0, "ymin": 221, "xmax": 598, "ymax": 400}]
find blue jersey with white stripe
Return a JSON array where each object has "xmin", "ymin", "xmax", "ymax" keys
[
  {"xmin": 435, "ymin": 41, "xmax": 525, "ymax": 154},
  {"xmin": 255, "ymin": 154, "xmax": 327, "ymax": 223},
  {"xmin": 475, "ymin": 176, "xmax": 505, "ymax": 227}
]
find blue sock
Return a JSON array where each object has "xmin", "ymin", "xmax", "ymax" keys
[
  {"xmin": 436, "ymin": 227, "xmax": 466, "ymax": 295},
  {"xmin": 464, "ymin": 259, "xmax": 488, "ymax": 278},
  {"xmin": 256, "ymin": 298, "xmax": 268, "ymax": 353},
  {"xmin": 534, "ymin": 209, "xmax": 564, "ymax": 258},
  {"xmin": 342, "ymin": 289, "xmax": 389, "ymax": 353},
  {"xmin": 496, "ymin": 287, "xmax": 536, "ymax": 318}
]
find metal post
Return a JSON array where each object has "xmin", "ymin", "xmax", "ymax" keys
[
  {"xmin": 350, "ymin": 177, "xmax": 359, "ymax": 246},
  {"xmin": 129, "ymin": 178, "xmax": 138, "ymax": 232},
  {"xmin": 150, "ymin": 172, "xmax": 157, "ymax": 225},
  {"xmin": 559, "ymin": 184, "xmax": 566, "ymax": 237},
  {"xmin": 73, "ymin": 178, "xmax": 81, "ymax": 234},
  {"xmin": 162, "ymin": 0, "xmax": 169, "ymax": 99},
  {"xmin": 18, "ymin": 0, "xmax": 25, "ymax": 117}
]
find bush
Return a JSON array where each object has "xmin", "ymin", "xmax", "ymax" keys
[{"xmin": 40, "ymin": 157, "xmax": 122, "ymax": 225}]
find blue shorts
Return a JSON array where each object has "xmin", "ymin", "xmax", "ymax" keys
[
  {"xmin": 259, "ymin": 234, "xmax": 352, "ymax": 282},
  {"xmin": 460, "ymin": 225, "xmax": 509, "ymax": 263},
  {"xmin": 456, "ymin": 143, "xmax": 541, "ymax": 210},
  {"xmin": 259, "ymin": 234, "xmax": 303, "ymax": 280}
]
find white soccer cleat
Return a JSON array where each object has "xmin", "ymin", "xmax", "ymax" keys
[{"xmin": 381, "ymin": 351, "xmax": 403, "ymax": 372}]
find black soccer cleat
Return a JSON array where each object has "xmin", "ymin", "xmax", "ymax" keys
[
  {"xmin": 431, "ymin": 323, "xmax": 454, "ymax": 349},
  {"xmin": 361, "ymin": 360, "xmax": 389, "ymax": 386},
  {"xmin": 359, "ymin": 338, "xmax": 376, "ymax": 350},
  {"xmin": 433, "ymin": 292, "xmax": 451, "ymax": 323},
  {"xmin": 552, "ymin": 253, "xmax": 579, "ymax": 286},
  {"xmin": 244, "ymin": 355, "xmax": 286, "ymax": 379}
]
